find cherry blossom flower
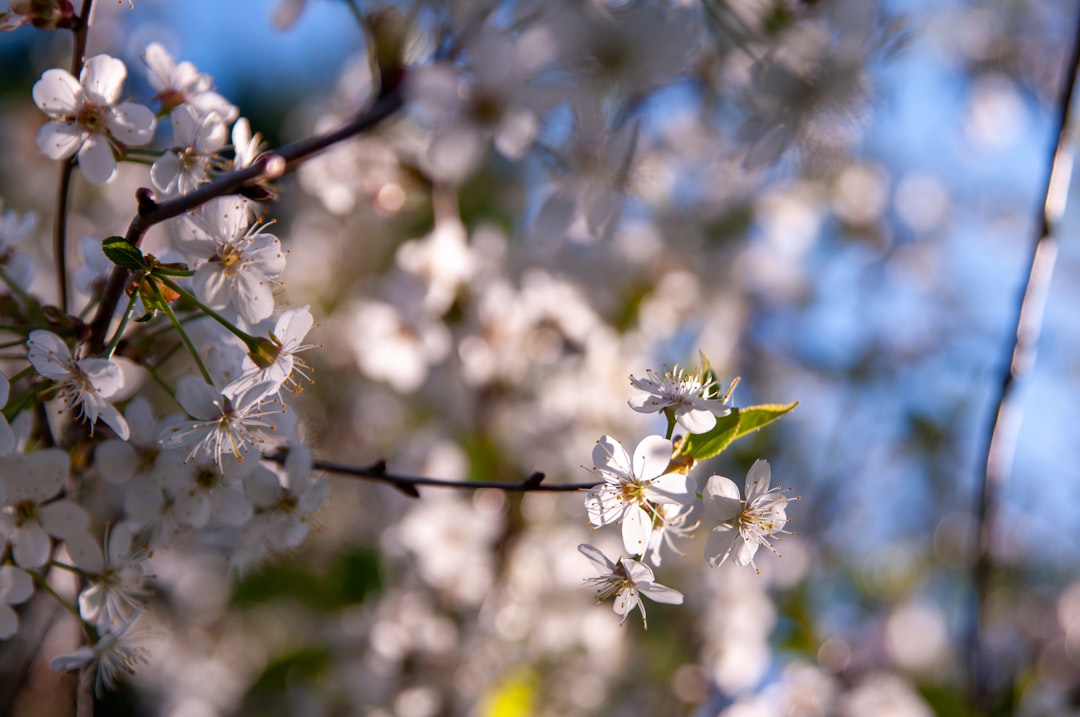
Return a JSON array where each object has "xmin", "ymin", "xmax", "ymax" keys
[
  {"xmin": 578, "ymin": 544, "xmax": 683, "ymax": 629},
  {"xmin": 160, "ymin": 376, "xmax": 281, "ymax": 468},
  {"xmin": 703, "ymin": 459, "xmax": 793, "ymax": 572},
  {"xmin": 230, "ymin": 305, "xmax": 317, "ymax": 398},
  {"xmin": 51, "ymin": 622, "xmax": 153, "ymax": 697},
  {"xmin": 628, "ymin": 363, "xmax": 732, "ymax": 434},
  {"xmin": 173, "ymin": 196, "xmax": 286, "ymax": 324},
  {"xmin": 233, "ymin": 446, "xmax": 327, "ymax": 570},
  {"xmin": 585, "ymin": 434, "xmax": 690, "ymax": 556},
  {"xmin": 0, "ymin": 198, "xmax": 37, "ymax": 291},
  {"xmin": 0, "ymin": 448, "xmax": 96, "ymax": 569},
  {"xmin": 26, "ymin": 330, "xmax": 130, "ymax": 440},
  {"xmin": 142, "ymin": 42, "xmax": 238, "ymax": 121},
  {"xmin": 151, "ymin": 104, "xmax": 228, "ymax": 196},
  {"xmin": 0, "ymin": 565, "xmax": 33, "ymax": 640},
  {"xmin": 32, "ymin": 54, "xmax": 156, "ymax": 184},
  {"xmin": 77, "ymin": 523, "xmax": 151, "ymax": 630}
]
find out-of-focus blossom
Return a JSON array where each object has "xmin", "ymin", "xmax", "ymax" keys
[
  {"xmin": 578, "ymin": 543, "xmax": 683, "ymax": 629},
  {"xmin": 0, "ymin": 199, "xmax": 36, "ymax": 290},
  {"xmin": 0, "ymin": 565, "xmax": 33, "ymax": 639},
  {"xmin": 142, "ymin": 42, "xmax": 238, "ymax": 121},
  {"xmin": 78, "ymin": 523, "xmax": 151, "ymax": 630},
  {"xmin": 51, "ymin": 622, "xmax": 153, "ymax": 697},
  {"xmin": 0, "ymin": 448, "xmax": 97, "ymax": 569},
  {"xmin": 32, "ymin": 54, "xmax": 156, "ymax": 184}
]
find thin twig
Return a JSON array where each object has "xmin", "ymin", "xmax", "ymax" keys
[
  {"xmin": 53, "ymin": 0, "xmax": 95, "ymax": 314},
  {"xmin": 969, "ymin": 10, "xmax": 1080, "ymax": 714},
  {"xmin": 264, "ymin": 452, "xmax": 599, "ymax": 495}
]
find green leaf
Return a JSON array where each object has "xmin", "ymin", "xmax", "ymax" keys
[
  {"xmin": 101, "ymin": 235, "xmax": 147, "ymax": 270},
  {"xmin": 679, "ymin": 401, "xmax": 798, "ymax": 461},
  {"xmin": 679, "ymin": 411, "xmax": 740, "ymax": 462}
]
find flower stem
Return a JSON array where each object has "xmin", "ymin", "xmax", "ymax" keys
[
  {"xmin": 153, "ymin": 275, "xmax": 262, "ymax": 349},
  {"xmin": 103, "ymin": 290, "xmax": 140, "ymax": 359},
  {"xmin": 148, "ymin": 279, "xmax": 214, "ymax": 385}
]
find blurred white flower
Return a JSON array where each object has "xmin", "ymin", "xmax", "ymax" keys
[
  {"xmin": 78, "ymin": 523, "xmax": 151, "ymax": 630},
  {"xmin": 32, "ymin": 54, "xmax": 156, "ymax": 184},
  {"xmin": 0, "ymin": 199, "xmax": 36, "ymax": 291},
  {"xmin": 585, "ymin": 434, "xmax": 689, "ymax": 556},
  {"xmin": 142, "ymin": 42, "xmax": 238, "ymax": 121},
  {"xmin": 0, "ymin": 565, "xmax": 33, "ymax": 639},
  {"xmin": 645, "ymin": 502, "xmax": 698, "ymax": 567},
  {"xmin": 51, "ymin": 621, "xmax": 153, "ymax": 697},
  {"xmin": 703, "ymin": 459, "xmax": 792, "ymax": 572},
  {"xmin": 0, "ymin": 448, "xmax": 89, "ymax": 568},
  {"xmin": 578, "ymin": 543, "xmax": 682, "ymax": 629},
  {"xmin": 27, "ymin": 330, "xmax": 130, "ymax": 440}
]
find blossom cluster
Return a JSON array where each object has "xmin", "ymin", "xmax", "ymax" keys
[
  {"xmin": 1, "ymin": 43, "xmax": 327, "ymax": 695},
  {"xmin": 578, "ymin": 362, "xmax": 796, "ymax": 628}
]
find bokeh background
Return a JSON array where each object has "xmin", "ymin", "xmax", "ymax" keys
[{"xmin": 2, "ymin": 0, "xmax": 1080, "ymax": 715}]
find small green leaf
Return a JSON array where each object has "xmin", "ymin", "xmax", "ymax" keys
[
  {"xmin": 679, "ymin": 401, "xmax": 798, "ymax": 461},
  {"xmin": 736, "ymin": 401, "xmax": 798, "ymax": 437},
  {"xmin": 102, "ymin": 235, "xmax": 147, "ymax": 270},
  {"xmin": 679, "ymin": 411, "xmax": 740, "ymax": 461}
]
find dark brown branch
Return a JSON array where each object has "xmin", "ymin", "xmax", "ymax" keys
[
  {"xmin": 264, "ymin": 452, "xmax": 599, "ymax": 495},
  {"xmin": 969, "ymin": 9, "xmax": 1080, "ymax": 714},
  {"xmin": 53, "ymin": 0, "xmax": 95, "ymax": 315},
  {"xmin": 86, "ymin": 85, "xmax": 405, "ymax": 354}
]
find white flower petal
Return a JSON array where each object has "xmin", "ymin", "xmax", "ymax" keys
[
  {"xmin": 744, "ymin": 459, "xmax": 772, "ymax": 502},
  {"xmin": 64, "ymin": 530, "xmax": 105, "ymax": 574},
  {"xmin": 621, "ymin": 504, "xmax": 652, "ymax": 556},
  {"xmin": 676, "ymin": 407, "xmax": 716, "ymax": 434},
  {"xmin": 13, "ymin": 523, "xmax": 51, "ymax": 568},
  {"xmin": 0, "ymin": 604, "xmax": 20, "ymax": 640},
  {"xmin": 36, "ymin": 120, "xmax": 85, "ymax": 160},
  {"xmin": 40, "ymin": 500, "xmax": 90, "ymax": 539},
  {"xmin": 77, "ymin": 135, "xmax": 118, "ymax": 184},
  {"xmin": 0, "ymin": 565, "xmax": 33, "ymax": 604},
  {"xmin": 577, "ymin": 543, "xmax": 616, "ymax": 573},
  {"xmin": 107, "ymin": 102, "xmax": 156, "ymax": 146},
  {"xmin": 633, "ymin": 435, "xmax": 673, "ymax": 482},
  {"xmin": 32, "ymin": 68, "xmax": 82, "ymax": 115},
  {"xmin": 705, "ymin": 523, "xmax": 741, "ymax": 568},
  {"xmin": 702, "ymin": 474, "xmax": 742, "ymax": 522},
  {"xmin": 80, "ymin": 55, "xmax": 127, "ymax": 106}
]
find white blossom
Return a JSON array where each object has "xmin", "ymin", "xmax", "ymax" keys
[
  {"xmin": 26, "ymin": 330, "xmax": 130, "ymax": 440},
  {"xmin": 160, "ymin": 376, "xmax": 282, "ymax": 469},
  {"xmin": 703, "ymin": 459, "xmax": 793, "ymax": 572},
  {"xmin": 584, "ymin": 434, "xmax": 690, "ymax": 556},
  {"xmin": 628, "ymin": 363, "xmax": 732, "ymax": 434},
  {"xmin": 578, "ymin": 543, "xmax": 682, "ymax": 629},
  {"xmin": 32, "ymin": 54, "xmax": 155, "ymax": 184}
]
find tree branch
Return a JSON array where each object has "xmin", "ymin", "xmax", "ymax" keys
[
  {"xmin": 969, "ymin": 9, "xmax": 1080, "ymax": 713},
  {"xmin": 264, "ymin": 452, "xmax": 599, "ymax": 496},
  {"xmin": 86, "ymin": 84, "xmax": 405, "ymax": 354}
]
